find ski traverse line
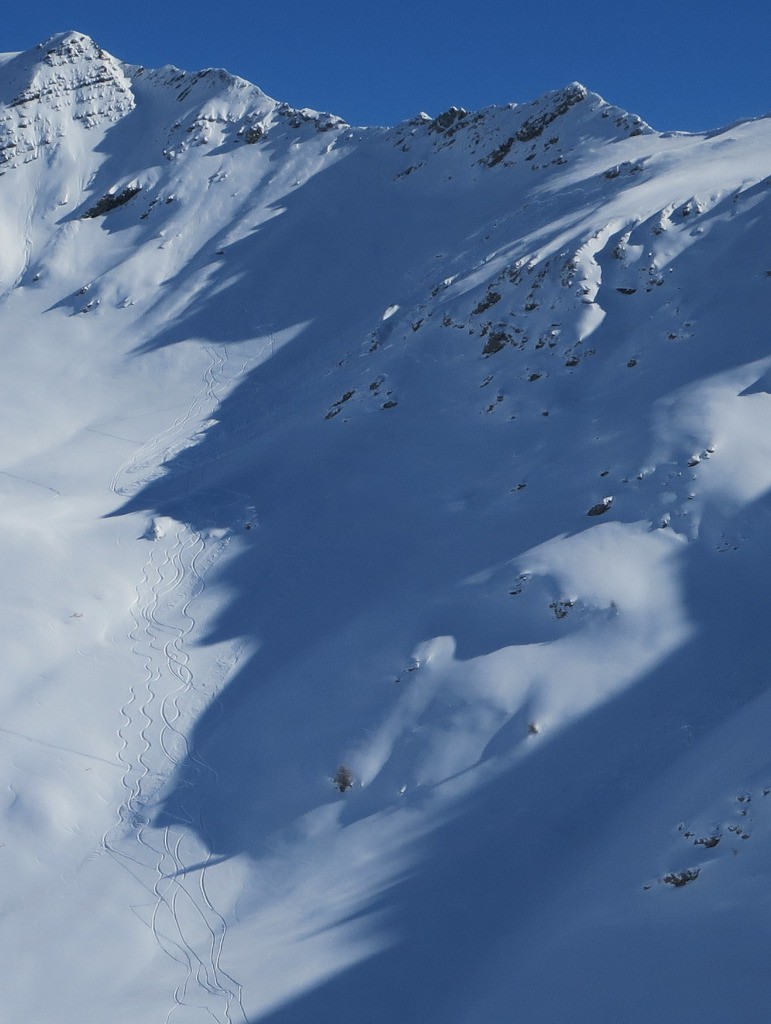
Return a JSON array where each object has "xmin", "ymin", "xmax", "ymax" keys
[
  {"xmin": 109, "ymin": 335, "xmax": 275, "ymax": 501},
  {"xmin": 110, "ymin": 344, "xmax": 228, "ymax": 499}
]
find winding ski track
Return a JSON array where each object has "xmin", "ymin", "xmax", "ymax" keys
[{"xmin": 102, "ymin": 343, "xmax": 248, "ymax": 1023}]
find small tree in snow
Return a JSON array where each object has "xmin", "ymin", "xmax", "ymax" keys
[{"xmin": 333, "ymin": 764, "xmax": 354, "ymax": 792}]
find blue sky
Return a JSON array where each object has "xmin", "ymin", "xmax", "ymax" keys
[{"xmin": 2, "ymin": 0, "xmax": 769, "ymax": 131}]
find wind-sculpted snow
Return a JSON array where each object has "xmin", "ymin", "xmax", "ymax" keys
[{"xmin": 0, "ymin": 30, "xmax": 770, "ymax": 1024}]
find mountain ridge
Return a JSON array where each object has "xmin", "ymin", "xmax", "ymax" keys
[
  {"xmin": 0, "ymin": 30, "xmax": 658, "ymax": 175},
  {"xmin": 0, "ymin": 28, "xmax": 770, "ymax": 1024}
]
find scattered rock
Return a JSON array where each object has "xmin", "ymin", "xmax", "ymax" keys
[
  {"xmin": 550, "ymin": 599, "xmax": 575, "ymax": 619},
  {"xmin": 82, "ymin": 185, "xmax": 142, "ymax": 218},
  {"xmin": 244, "ymin": 124, "xmax": 264, "ymax": 144},
  {"xmin": 515, "ymin": 84, "xmax": 587, "ymax": 143},
  {"xmin": 325, "ymin": 389, "xmax": 355, "ymax": 419},
  {"xmin": 428, "ymin": 107, "xmax": 468, "ymax": 135},
  {"xmin": 472, "ymin": 291, "xmax": 502, "ymax": 315},
  {"xmin": 587, "ymin": 497, "xmax": 613, "ymax": 516},
  {"xmin": 482, "ymin": 331, "xmax": 509, "ymax": 356},
  {"xmin": 662, "ymin": 869, "xmax": 700, "ymax": 887},
  {"xmin": 481, "ymin": 137, "xmax": 515, "ymax": 168},
  {"xmin": 694, "ymin": 836, "xmax": 720, "ymax": 849}
]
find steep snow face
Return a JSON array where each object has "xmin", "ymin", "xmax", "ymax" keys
[{"xmin": 1, "ymin": 31, "xmax": 771, "ymax": 1024}]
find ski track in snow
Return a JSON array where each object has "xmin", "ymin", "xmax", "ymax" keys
[
  {"xmin": 103, "ymin": 524, "xmax": 246, "ymax": 1024},
  {"xmin": 111, "ymin": 344, "xmax": 227, "ymax": 498},
  {"xmin": 101, "ymin": 344, "xmax": 247, "ymax": 1023}
]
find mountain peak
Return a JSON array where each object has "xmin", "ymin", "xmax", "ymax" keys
[
  {"xmin": 382, "ymin": 79, "xmax": 652, "ymax": 184},
  {"xmin": 39, "ymin": 29, "xmax": 103, "ymax": 59},
  {"xmin": 26, "ymin": 29, "xmax": 131, "ymax": 106},
  {"xmin": 518, "ymin": 80, "xmax": 652, "ymax": 139},
  {"xmin": 0, "ymin": 30, "xmax": 134, "ymax": 170}
]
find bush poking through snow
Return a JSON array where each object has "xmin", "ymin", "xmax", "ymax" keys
[{"xmin": 333, "ymin": 764, "xmax": 355, "ymax": 792}]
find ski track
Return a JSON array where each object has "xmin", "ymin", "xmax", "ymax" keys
[
  {"xmin": 111, "ymin": 344, "xmax": 227, "ymax": 498},
  {"xmin": 101, "ymin": 342, "xmax": 247, "ymax": 1023}
]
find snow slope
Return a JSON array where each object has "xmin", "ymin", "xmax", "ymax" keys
[{"xmin": 1, "ymin": 30, "xmax": 770, "ymax": 1023}]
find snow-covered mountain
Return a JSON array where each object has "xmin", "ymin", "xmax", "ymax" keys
[{"xmin": 1, "ymin": 30, "xmax": 770, "ymax": 1023}]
